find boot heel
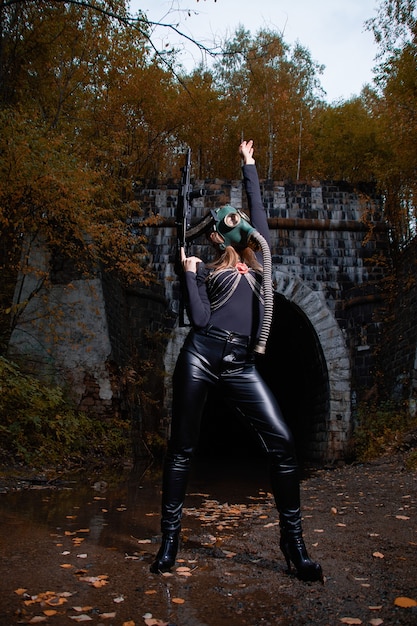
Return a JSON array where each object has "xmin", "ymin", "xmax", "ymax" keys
[{"xmin": 280, "ymin": 541, "xmax": 294, "ymax": 574}]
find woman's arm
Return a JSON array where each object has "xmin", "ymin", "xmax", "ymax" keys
[
  {"xmin": 184, "ymin": 268, "xmax": 211, "ymax": 328},
  {"xmin": 181, "ymin": 248, "xmax": 211, "ymax": 328},
  {"xmin": 239, "ymin": 141, "xmax": 270, "ymax": 246}
]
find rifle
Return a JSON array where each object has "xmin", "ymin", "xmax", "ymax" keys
[
  {"xmin": 175, "ymin": 149, "xmax": 200, "ymax": 326},
  {"xmin": 175, "ymin": 149, "xmax": 215, "ymax": 326},
  {"xmin": 176, "ymin": 148, "xmax": 192, "ymax": 260}
]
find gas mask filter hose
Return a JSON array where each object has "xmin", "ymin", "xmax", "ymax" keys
[{"xmin": 249, "ymin": 231, "xmax": 274, "ymax": 355}]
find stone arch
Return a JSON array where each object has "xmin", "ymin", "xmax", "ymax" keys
[
  {"xmin": 162, "ymin": 271, "xmax": 352, "ymax": 463},
  {"xmin": 271, "ymin": 269, "xmax": 351, "ymax": 461}
]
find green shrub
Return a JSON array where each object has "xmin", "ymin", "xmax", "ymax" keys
[
  {"xmin": 142, "ymin": 430, "xmax": 167, "ymax": 461},
  {"xmin": 353, "ymin": 400, "xmax": 417, "ymax": 461},
  {"xmin": 405, "ymin": 449, "xmax": 417, "ymax": 471},
  {"xmin": 0, "ymin": 356, "xmax": 131, "ymax": 467}
]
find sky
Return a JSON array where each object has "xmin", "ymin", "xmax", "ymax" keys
[{"xmin": 130, "ymin": 0, "xmax": 380, "ymax": 103}]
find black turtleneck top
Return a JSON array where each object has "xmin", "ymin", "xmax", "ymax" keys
[{"xmin": 184, "ymin": 164, "xmax": 270, "ymax": 339}]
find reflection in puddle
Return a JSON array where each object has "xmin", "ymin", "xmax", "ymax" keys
[{"xmin": 0, "ymin": 458, "xmax": 271, "ymax": 554}]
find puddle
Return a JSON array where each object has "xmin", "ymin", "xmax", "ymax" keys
[
  {"xmin": 0, "ymin": 457, "xmax": 272, "ymax": 553},
  {"xmin": 1, "ymin": 457, "xmax": 289, "ymax": 625}
]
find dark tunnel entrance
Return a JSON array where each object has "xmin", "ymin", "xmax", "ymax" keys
[{"xmin": 196, "ymin": 294, "xmax": 330, "ymax": 466}]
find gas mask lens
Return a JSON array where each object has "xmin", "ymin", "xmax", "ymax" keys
[{"xmin": 224, "ymin": 212, "xmax": 241, "ymax": 228}]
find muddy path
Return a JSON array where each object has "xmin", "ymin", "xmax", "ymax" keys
[{"xmin": 0, "ymin": 455, "xmax": 416, "ymax": 625}]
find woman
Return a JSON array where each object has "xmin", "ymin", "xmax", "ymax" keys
[{"xmin": 150, "ymin": 140, "xmax": 323, "ymax": 583}]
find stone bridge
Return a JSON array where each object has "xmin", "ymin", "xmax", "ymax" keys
[{"xmin": 8, "ymin": 177, "xmax": 389, "ymax": 464}]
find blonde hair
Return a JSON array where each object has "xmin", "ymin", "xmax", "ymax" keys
[{"xmin": 207, "ymin": 245, "xmax": 262, "ymax": 272}]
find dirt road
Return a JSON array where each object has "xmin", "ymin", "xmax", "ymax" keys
[{"xmin": 0, "ymin": 454, "xmax": 416, "ymax": 625}]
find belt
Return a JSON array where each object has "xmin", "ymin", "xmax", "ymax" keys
[{"xmin": 198, "ymin": 325, "xmax": 252, "ymax": 347}]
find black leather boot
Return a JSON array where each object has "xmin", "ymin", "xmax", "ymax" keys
[
  {"xmin": 150, "ymin": 532, "xmax": 179, "ymax": 573},
  {"xmin": 280, "ymin": 532, "xmax": 323, "ymax": 583},
  {"xmin": 150, "ymin": 451, "xmax": 190, "ymax": 574},
  {"xmin": 271, "ymin": 463, "xmax": 323, "ymax": 583}
]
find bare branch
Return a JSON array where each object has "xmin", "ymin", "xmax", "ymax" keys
[{"xmin": 1, "ymin": 0, "xmax": 223, "ymax": 99}]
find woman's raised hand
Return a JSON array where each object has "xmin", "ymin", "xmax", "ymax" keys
[{"xmin": 239, "ymin": 139, "xmax": 255, "ymax": 165}]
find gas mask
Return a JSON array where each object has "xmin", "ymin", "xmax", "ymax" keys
[{"xmin": 210, "ymin": 205, "xmax": 255, "ymax": 250}]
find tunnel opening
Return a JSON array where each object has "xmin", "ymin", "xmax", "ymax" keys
[{"xmin": 196, "ymin": 294, "xmax": 330, "ymax": 466}]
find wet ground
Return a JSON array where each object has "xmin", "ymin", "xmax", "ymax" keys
[{"xmin": 0, "ymin": 454, "xmax": 416, "ymax": 626}]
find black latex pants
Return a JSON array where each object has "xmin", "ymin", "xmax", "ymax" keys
[{"xmin": 159, "ymin": 327, "xmax": 303, "ymax": 539}]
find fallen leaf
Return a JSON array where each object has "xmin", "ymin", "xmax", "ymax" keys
[
  {"xmin": 60, "ymin": 563, "xmax": 73, "ymax": 569},
  {"xmin": 28, "ymin": 617, "xmax": 48, "ymax": 623},
  {"xmin": 69, "ymin": 615, "xmax": 93, "ymax": 622},
  {"xmin": 395, "ymin": 515, "xmax": 410, "ymax": 520},
  {"xmin": 113, "ymin": 595, "xmax": 124, "ymax": 603},
  {"xmin": 123, "ymin": 621, "xmax": 136, "ymax": 626},
  {"xmin": 43, "ymin": 610, "xmax": 57, "ymax": 616},
  {"xmin": 144, "ymin": 619, "xmax": 168, "ymax": 626},
  {"xmin": 394, "ymin": 596, "xmax": 417, "ymax": 607},
  {"xmin": 45, "ymin": 596, "xmax": 67, "ymax": 606},
  {"xmin": 101, "ymin": 612, "xmax": 116, "ymax": 618},
  {"xmin": 93, "ymin": 579, "xmax": 108, "ymax": 588},
  {"xmin": 369, "ymin": 619, "xmax": 384, "ymax": 625},
  {"xmin": 145, "ymin": 590, "xmax": 157, "ymax": 595},
  {"xmin": 78, "ymin": 575, "xmax": 109, "ymax": 588},
  {"xmin": 172, "ymin": 597, "xmax": 185, "ymax": 604},
  {"xmin": 339, "ymin": 618, "xmax": 362, "ymax": 624},
  {"xmin": 368, "ymin": 605, "xmax": 383, "ymax": 610},
  {"xmin": 222, "ymin": 549, "xmax": 236, "ymax": 558},
  {"xmin": 14, "ymin": 588, "xmax": 27, "ymax": 595},
  {"xmin": 372, "ymin": 551, "xmax": 384, "ymax": 559}
]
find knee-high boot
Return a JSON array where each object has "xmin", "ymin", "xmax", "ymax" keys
[
  {"xmin": 271, "ymin": 465, "xmax": 323, "ymax": 583},
  {"xmin": 150, "ymin": 451, "xmax": 191, "ymax": 574}
]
